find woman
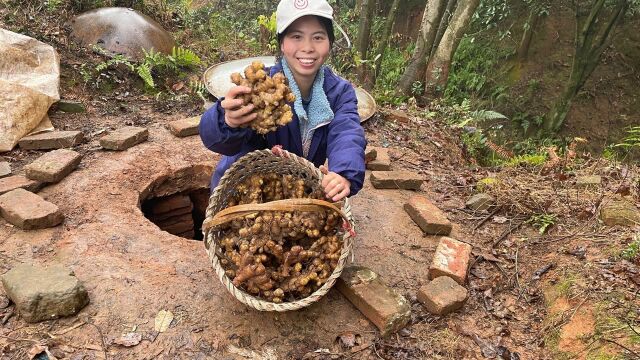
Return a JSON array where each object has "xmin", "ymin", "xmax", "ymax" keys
[{"xmin": 200, "ymin": 0, "xmax": 366, "ymax": 202}]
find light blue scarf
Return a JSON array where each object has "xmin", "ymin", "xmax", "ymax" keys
[{"xmin": 281, "ymin": 58, "xmax": 334, "ymax": 157}]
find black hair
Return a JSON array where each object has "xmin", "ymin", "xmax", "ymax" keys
[{"xmin": 277, "ymin": 15, "xmax": 335, "ymax": 49}]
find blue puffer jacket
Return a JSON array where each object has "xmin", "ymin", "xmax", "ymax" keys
[{"xmin": 199, "ymin": 62, "xmax": 367, "ymax": 196}]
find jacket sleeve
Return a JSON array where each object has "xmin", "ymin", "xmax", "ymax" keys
[
  {"xmin": 199, "ymin": 99, "xmax": 266, "ymax": 156},
  {"xmin": 326, "ymin": 83, "xmax": 367, "ymax": 196}
]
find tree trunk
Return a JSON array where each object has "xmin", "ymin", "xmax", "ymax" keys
[
  {"xmin": 516, "ymin": 8, "xmax": 540, "ymax": 62},
  {"xmin": 368, "ymin": 0, "xmax": 401, "ymax": 89},
  {"xmin": 396, "ymin": 0, "xmax": 447, "ymax": 96},
  {"xmin": 544, "ymin": 0, "xmax": 628, "ymax": 132},
  {"xmin": 424, "ymin": 0, "xmax": 480, "ymax": 98},
  {"xmin": 356, "ymin": 0, "xmax": 376, "ymax": 84},
  {"xmin": 431, "ymin": 0, "xmax": 457, "ymax": 58}
]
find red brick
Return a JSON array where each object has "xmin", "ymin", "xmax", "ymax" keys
[
  {"xmin": 0, "ymin": 189, "xmax": 64, "ymax": 229},
  {"xmin": 366, "ymin": 147, "xmax": 391, "ymax": 171},
  {"xmin": 100, "ymin": 126, "xmax": 148, "ymax": 150},
  {"xmin": 168, "ymin": 116, "xmax": 200, "ymax": 137},
  {"xmin": 150, "ymin": 194, "xmax": 192, "ymax": 215},
  {"xmin": 417, "ymin": 276, "xmax": 468, "ymax": 315},
  {"xmin": 404, "ymin": 196, "xmax": 452, "ymax": 235},
  {"xmin": 336, "ymin": 266, "xmax": 411, "ymax": 337},
  {"xmin": 429, "ymin": 237, "xmax": 472, "ymax": 285},
  {"xmin": 370, "ymin": 171, "xmax": 423, "ymax": 190},
  {"xmin": 24, "ymin": 149, "xmax": 82, "ymax": 183},
  {"xmin": 18, "ymin": 131, "xmax": 84, "ymax": 150},
  {"xmin": 0, "ymin": 176, "xmax": 42, "ymax": 195}
]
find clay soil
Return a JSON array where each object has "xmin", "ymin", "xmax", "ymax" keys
[{"xmin": 2, "ymin": 3, "xmax": 640, "ymax": 360}]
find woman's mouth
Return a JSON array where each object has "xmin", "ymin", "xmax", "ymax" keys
[{"xmin": 297, "ymin": 58, "xmax": 316, "ymax": 67}]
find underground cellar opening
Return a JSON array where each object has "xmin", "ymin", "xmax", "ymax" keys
[{"xmin": 139, "ymin": 164, "xmax": 213, "ymax": 240}]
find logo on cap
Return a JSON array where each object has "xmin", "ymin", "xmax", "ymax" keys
[{"xmin": 294, "ymin": 0, "xmax": 308, "ymax": 10}]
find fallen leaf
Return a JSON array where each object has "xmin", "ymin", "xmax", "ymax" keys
[
  {"xmin": 172, "ymin": 81, "xmax": 185, "ymax": 91},
  {"xmin": 335, "ymin": 331, "xmax": 361, "ymax": 349},
  {"xmin": 154, "ymin": 310, "xmax": 174, "ymax": 333},
  {"xmin": 114, "ymin": 332, "xmax": 142, "ymax": 347},
  {"xmin": 492, "ymin": 216, "xmax": 508, "ymax": 224}
]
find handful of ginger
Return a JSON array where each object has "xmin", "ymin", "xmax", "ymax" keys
[{"xmin": 230, "ymin": 61, "xmax": 296, "ymax": 134}]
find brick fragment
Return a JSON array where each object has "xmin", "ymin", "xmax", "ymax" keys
[
  {"xmin": 404, "ymin": 196, "xmax": 452, "ymax": 235},
  {"xmin": 385, "ymin": 109, "xmax": 410, "ymax": 123},
  {"xmin": 364, "ymin": 147, "xmax": 377, "ymax": 162},
  {"xmin": 429, "ymin": 237, "xmax": 472, "ymax": 285},
  {"xmin": 0, "ymin": 189, "xmax": 64, "ymax": 229},
  {"xmin": 336, "ymin": 266, "xmax": 411, "ymax": 337},
  {"xmin": 168, "ymin": 116, "xmax": 200, "ymax": 137},
  {"xmin": 100, "ymin": 126, "xmax": 148, "ymax": 150},
  {"xmin": 19, "ymin": 131, "xmax": 84, "ymax": 150},
  {"xmin": 24, "ymin": 149, "xmax": 82, "ymax": 183},
  {"xmin": 370, "ymin": 171, "xmax": 423, "ymax": 190},
  {"xmin": 417, "ymin": 276, "xmax": 468, "ymax": 315},
  {"xmin": 366, "ymin": 147, "xmax": 391, "ymax": 171},
  {"xmin": 0, "ymin": 162, "xmax": 11, "ymax": 178},
  {"xmin": 0, "ymin": 176, "xmax": 42, "ymax": 195}
]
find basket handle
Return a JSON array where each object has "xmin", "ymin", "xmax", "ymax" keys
[{"xmin": 202, "ymin": 198, "xmax": 351, "ymax": 233}]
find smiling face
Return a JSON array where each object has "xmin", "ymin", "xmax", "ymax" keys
[{"xmin": 280, "ymin": 15, "xmax": 331, "ymax": 86}]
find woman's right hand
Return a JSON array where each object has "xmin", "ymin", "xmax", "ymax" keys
[{"xmin": 221, "ymin": 86, "xmax": 257, "ymax": 128}]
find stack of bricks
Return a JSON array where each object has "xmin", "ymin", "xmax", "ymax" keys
[{"xmin": 147, "ymin": 194, "xmax": 195, "ymax": 238}]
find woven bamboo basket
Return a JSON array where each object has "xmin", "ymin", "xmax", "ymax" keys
[{"xmin": 202, "ymin": 148, "xmax": 355, "ymax": 311}]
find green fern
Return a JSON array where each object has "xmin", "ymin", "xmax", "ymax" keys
[
  {"xmin": 470, "ymin": 109, "xmax": 508, "ymax": 122},
  {"xmin": 136, "ymin": 64, "xmax": 154, "ymax": 88},
  {"xmin": 170, "ymin": 46, "xmax": 201, "ymax": 68},
  {"xmin": 613, "ymin": 126, "xmax": 640, "ymax": 149}
]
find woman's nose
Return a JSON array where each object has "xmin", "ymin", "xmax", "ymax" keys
[{"xmin": 301, "ymin": 38, "xmax": 315, "ymax": 52}]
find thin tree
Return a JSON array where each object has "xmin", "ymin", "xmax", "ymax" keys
[
  {"xmin": 396, "ymin": 0, "xmax": 447, "ymax": 95},
  {"xmin": 356, "ymin": 0, "xmax": 376, "ymax": 86},
  {"xmin": 544, "ymin": 0, "xmax": 629, "ymax": 132},
  {"xmin": 368, "ymin": 0, "xmax": 401, "ymax": 89},
  {"xmin": 424, "ymin": 0, "xmax": 480, "ymax": 98}
]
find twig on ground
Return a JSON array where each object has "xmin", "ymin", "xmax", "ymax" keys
[
  {"xmin": 601, "ymin": 338, "xmax": 640, "ymax": 358},
  {"xmin": 492, "ymin": 220, "xmax": 525, "ymax": 248},
  {"xmin": 473, "ymin": 205, "xmax": 503, "ymax": 231}
]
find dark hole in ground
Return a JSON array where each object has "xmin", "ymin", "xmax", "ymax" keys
[{"xmin": 138, "ymin": 164, "xmax": 213, "ymax": 241}]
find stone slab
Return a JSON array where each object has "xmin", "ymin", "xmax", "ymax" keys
[
  {"xmin": 0, "ymin": 189, "xmax": 64, "ymax": 229},
  {"xmin": 336, "ymin": 266, "xmax": 411, "ymax": 337},
  {"xmin": 465, "ymin": 193, "xmax": 496, "ymax": 212},
  {"xmin": 429, "ymin": 237, "xmax": 472, "ymax": 285},
  {"xmin": 0, "ymin": 176, "xmax": 42, "ymax": 196},
  {"xmin": 600, "ymin": 199, "xmax": 640, "ymax": 227},
  {"xmin": 366, "ymin": 147, "xmax": 391, "ymax": 171},
  {"xmin": 370, "ymin": 171, "xmax": 423, "ymax": 190},
  {"xmin": 417, "ymin": 276, "xmax": 468, "ymax": 315},
  {"xmin": 18, "ymin": 131, "xmax": 83, "ymax": 150},
  {"xmin": 1, "ymin": 264, "xmax": 89, "ymax": 323},
  {"xmin": 365, "ymin": 147, "xmax": 377, "ymax": 163},
  {"xmin": 100, "ymin": 126, "xmax": 148, "ymax": 151},
  {"xmin": 0, "ymin": 162, "xmax": 11, "ymax": 178},
  {"xmin": 385, "ymin": 109, "xmax": 410, "ymax": 123},
  {"xmin": 168, "ymin": 116, "xmax": 200, "ymax": 137},
  {"xmin": 24, "ymin": 149, "xmax": 82, "ymax": 183},
  {"xmin": 576, "ymin": 175, "xmax": 602, "ymax": 188},
  {"xmin": 404, "ymin": 196, "xmax": 452, "ymax": 235}
]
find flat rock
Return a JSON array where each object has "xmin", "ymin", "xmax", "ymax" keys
[
  {"xmin": 429, "ymin": 237, "xmax": 472, "ymax": 285},
  {"xmin": 370, "ymin": 171, "xmax": 423, "ymax": 190},
  {"xmin": 0, "ymin": 162, "xmax": 11, "ymax": 178},
  {"xmin": 100, "ymin": 126, "xmax": 148, "ymax": 150},
  {"xmin": 366, "ymin": 147, "xmax": 391, "ymax": 171},
  {"xmin": 24, "ymin": 149, "xmax": 82, "ymax": 183},
  {"xmin": 600, "ymin": 199, "xmax": 640, "ymax": 227},
  {"xmin": 576, "ymin": 175, "xmax": 602, "ymax": 188},
  {"xmin": 417, "ymin": 276, "xmax": 468, "ymax": 315},
  {"xmin": 336, "ymin": 266, "xmax": 411, "ymax": 337},
  {"xmin": 465, "ymin": 193, "xmax": 496, "ymax": 212},
  {"xmin": 56, "ymin": 100, "xmax": 86, "ymax": 113},
  {"xmin": 19, "ymin": 131, "xmax": 84, "ymax": 150},
  {"xmin": 385, "ymin": 109, "xmax": 410, "ymax": 123},
  {"xmin": 365, "ymin": 147, "xmax": 377, "ymax": 162},
  {"xmin": 0, "ymin": 189, "xmax": 64, "ymax": 229},
  {"xmin": 404, "ymin": 196, "xmax": 452, "ymax": 235},
  {"xmin": 0, "ymin": 175, "xmax": 42, "ymax": 195},
  {"xmin": 168, "ymin": 116, "xmax": 200, "ymax": 137},
  {"xmin": 1, "ymin": 264, "xmax": 89, "ymax": 323}
]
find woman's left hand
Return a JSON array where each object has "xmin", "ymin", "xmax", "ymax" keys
[{"xmin": 320, "ymin": 165, "xmax": 350, "ymax": 202}]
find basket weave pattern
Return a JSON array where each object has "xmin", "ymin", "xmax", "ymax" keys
[{"xmin": 203, "ymin": 149, "xmax": 355, "ymax": 311}]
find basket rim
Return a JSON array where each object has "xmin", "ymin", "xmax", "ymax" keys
[{"xmin": 203, "ymin": 148, "xmax": 355, "ymax": 312}]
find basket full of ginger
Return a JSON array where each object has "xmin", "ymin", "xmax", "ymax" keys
[{"xmin": 202, "ymin": 146, "xmax": 356, "ymax": 312}]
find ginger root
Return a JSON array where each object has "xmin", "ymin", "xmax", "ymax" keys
[{"xmin": 230, "ymin": 61, "xmax": 296, "ymax": 134}]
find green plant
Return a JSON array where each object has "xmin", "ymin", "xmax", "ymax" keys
[
  {"xmin": 257, "ymin": 12, "xmax": 278, "ymax": 52},
  {"xmin": 527, "ymin": 213, "xmax": 557, "ymax": 234},
  {"xmin": 503, "ymin": 153, "xmax": 547, "ymax": 167},
  {"xmin": 621, "ymin": 235, "xmax": 640, "ymax": 262},
  {"xmin": 613, "ymin": 126, "xmax": 640, "ymax": 151},
  {"xmin": 45, "ymin": 0, "xmax": 63, "ymax": 11}
]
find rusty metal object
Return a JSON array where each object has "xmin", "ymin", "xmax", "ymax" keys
[
  {"xmin": 69, "ymin": 7, "xmax": 175, "ymax": 60},
  {"xmin": 203, "ymin": 56, "xmax": 377, "ymax": 122}
]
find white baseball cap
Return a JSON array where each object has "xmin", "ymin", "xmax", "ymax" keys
[{"xmin": 276, "ymin": 0, "xmax": 351, "ymax": 47}]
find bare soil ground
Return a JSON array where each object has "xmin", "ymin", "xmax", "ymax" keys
[{"xmin": 1, "ymin": 3, "xmax": 640, "ymax": 360}]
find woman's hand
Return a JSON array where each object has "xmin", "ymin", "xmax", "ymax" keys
[
  {"xmin": 221, "ymin": 86, "xmax": 257, "ymax": 128},
  {"xmin": 320, "ymin": 165, "xmax": 350, "ymax": 202}
]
